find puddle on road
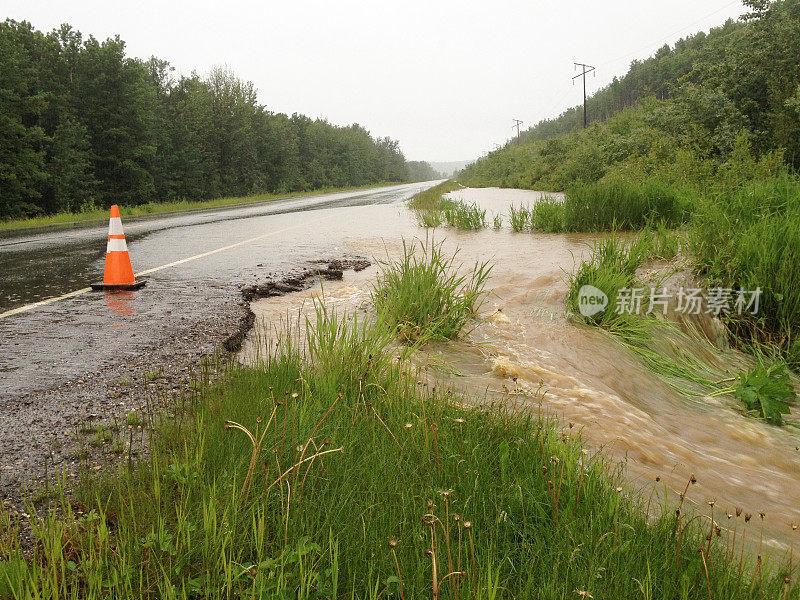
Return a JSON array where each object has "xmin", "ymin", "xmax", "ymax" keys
[
  {"xmin": 104, "ymin": 290, "xmax": 137, "ymax": 327},
  {"xmin": 239, "ymin": 187, "xmax": 800, "ymax": 553}
]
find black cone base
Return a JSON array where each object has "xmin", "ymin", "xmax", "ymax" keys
[{"xmin": 90, "ymin": 280, "xmax": 147, "ymax": 291}]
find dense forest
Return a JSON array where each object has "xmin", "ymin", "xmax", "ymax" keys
[
  {"xmin": 462, "ymin": 0, "xmax": 800, "ymax": 187},
  {"xmin": 0, "ymin": 20, "xmax": 436, "ymax": 220}
]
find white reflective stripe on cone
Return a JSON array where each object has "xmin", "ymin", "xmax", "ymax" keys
[
  {"xmin": 106, "ymin": 238, "xmax": 128, "ymax": 252},
  {"xmin": 108, "ymin": 217, "xmax": 124, "ymax": 236}
]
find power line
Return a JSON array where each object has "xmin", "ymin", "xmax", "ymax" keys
[
  {"xmin": 572, "ymin": 63, "xmax": 595, "ymax": 129},
  {"xmin": 532, "ymin": 1, "xmax": 742, "ymax": 129},
  {"xmin": 597, "ymin": 0, "xmax": 742, "ymax": 70},
  {"xmin": 512, "ymin": 119, "xmax": 524, "ymax": 145}
]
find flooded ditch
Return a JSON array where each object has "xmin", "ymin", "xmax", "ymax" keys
[{"xmin": 239, "ymin": 187, "xmax": 800, "ymax": 554}]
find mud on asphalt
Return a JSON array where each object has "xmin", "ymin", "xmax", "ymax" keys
[{"xmin": 0, "ymin": 256, "xmax": 370, "ymax": 519}]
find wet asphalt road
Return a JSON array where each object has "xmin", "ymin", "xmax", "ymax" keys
[{"xmin": 0, "ymin": 181, "xmax": 438, "ymax": 493}]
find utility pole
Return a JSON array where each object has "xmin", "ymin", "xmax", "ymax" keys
[
  {"xmin": 512, "ymin": 119, "xmax": 523, "ymax": 145},
  {"xmin": 572, "ymin": 62, "xmax": 595, "ymax": 128}
]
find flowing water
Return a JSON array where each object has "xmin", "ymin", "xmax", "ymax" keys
[{"xmin": 240, "ymin": 187, "xmax": 800, "ymax": 555}]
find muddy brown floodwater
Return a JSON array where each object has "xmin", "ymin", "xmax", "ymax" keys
[{"xmin": 240, "ymin": 187, "xmax": 800, "ymax": 556}]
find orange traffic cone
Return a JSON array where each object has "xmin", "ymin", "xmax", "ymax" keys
[{"xmin": 91, "ymin": 205, "xmax": 146, "ymax": 291}]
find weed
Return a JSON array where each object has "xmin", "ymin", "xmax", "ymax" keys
[
  {"xmin": 715, "ymin": 362, "xmax": 797, "ymax": 425},
  {"xmin": 88, "ymin": 425, "xmax": 114, "ymax": 448},
  {"xmin": 508, "ymin": 204, "xmax": 531, "ymax": 232},
  {"xmin": 530, "ymin": 195, "xmax": 565, "ymax": 232},
  {"xmin": 567, "ymin": 233, "xmax": 723, "ymax": 395},
  {"xmin": 443, "ymin": 200, "xmax": 486, "ymax": 230},
  {"xmin": 372, "ymin": 238, "xmax": 491, "ymax": 342},
  {"xmin": 126, "ymin": 411, "xmax": 143, "ymax": 427},
  {"xmin": 691, "ymin": 175, "xmax": 800, "ymax": 367},
  {"xmin": 492, "ymin": 212, "xmax": 503, "ymax": 229},
  {"xmin": 417, "ymin": 209, "xmax": 443, "ymax": 228}
]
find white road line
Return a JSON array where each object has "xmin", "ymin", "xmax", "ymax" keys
[
  {"xmin": 0, "ymin": 287, "xmax": 94, "ymax": 319},
  {"xmin": 0, "ymin": 217, "xmax": 324, "ymax": 320}
]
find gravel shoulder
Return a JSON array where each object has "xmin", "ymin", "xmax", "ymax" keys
[{"xmin": 0, "ymin": 257, "xmax": 369, "ymax": 515}]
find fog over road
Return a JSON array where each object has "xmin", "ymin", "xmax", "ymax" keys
[{"xmin": 0, "ymin": 181, "xmax": 438, "ymax": 492}]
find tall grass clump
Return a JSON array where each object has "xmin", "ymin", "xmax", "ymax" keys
[
  {"xmin": 566, "ymin": 233, "xmax": 647, "ymax": 330},
  {"xmin": 564, "ymin": 178, "xmax": 688, "ymax": 231},
  {"xmin": 1, "ymin": 302, "xmax": 796, "ymax": 598},
  {"xmin": 443, "ymin": 199, "xmax": 486, "ymax": 229},
  {"xmin": 530, "ymin": 195, "xmax": 565, "ymax": 232},
  {"xmin": 508, "ymin": 203, "xmax": 531, "ymax": 231},
  {"xmin": 372, "ymin": 238, "xmax": 491, "ymax": 342},
  {"xmin": 492, "ymin": 212, "xmax": 503, "ymax": 229},
  {"xmin": 691, "ymin": 175, "xmax": 800, "ymax": 366}
]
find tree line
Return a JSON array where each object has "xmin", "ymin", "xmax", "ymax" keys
[
  {"xmin": 0, "ymin": 20, "xmax": 438, "ymax": 219},
  {"xmin": 517, "ymin": 0, "xmax": 800, "ymax": 166}
]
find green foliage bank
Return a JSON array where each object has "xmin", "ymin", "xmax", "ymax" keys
[
  {"xmin": 0, "ymin": 20, "xmax": 436, "ymax": 220},
  {"xmin": 459, "ymin": 0, "xmax": 800, "ymax": 367}
]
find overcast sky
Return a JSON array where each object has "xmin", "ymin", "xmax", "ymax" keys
[{"xmin": 2, "ymin": 0, "xmax": 748, "ymax": 162}]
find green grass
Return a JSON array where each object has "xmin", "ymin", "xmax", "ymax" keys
[
  {"xmin": 530, "ymin": 195, "xmax": 565, "ymax": 232},
  {"xmin": 409, "ymin": 181, "xmax": 488, "ymax": 231},
  {"xmin": 564, "ymin": 178, "xmax": 688, "ymax": 232},
  {"xmin": 690, "ymin": 175, "xmax": 800, "ymax": 367},
  {"xmin": 372, "ymin": 238, "xmax": 491, "ymax": 342},
  {"xmin": 508, "ymin": 185, "xmax": 684, "ymax": 235},
  {"xmin": 565, "ymin": 234, "xmax": 645, "ymax": 330},
  {"xmin": 408, "ymin": 180, "xmax": 460, "ymax": 212},
  {"xmin": 1, "ymin": 294, "xmax": 795, "ymax": 599},
  {"xmin": 0, "ymin": 181, "xmax": 405, "ymax": 232},
  {"xmin": 442, "ymin": 200, "xmax": 486, "ymax": 230},
  {"xmin": 641, "ymin": 219, "xmax": 682, "ymax": 260},
  {"xmin": 508, "ymin": 204, "xmax": 531, "ymax": 232},
  {"xmin": 566, "ymin": 233, "xmax": 726, "ymax": 396}
]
